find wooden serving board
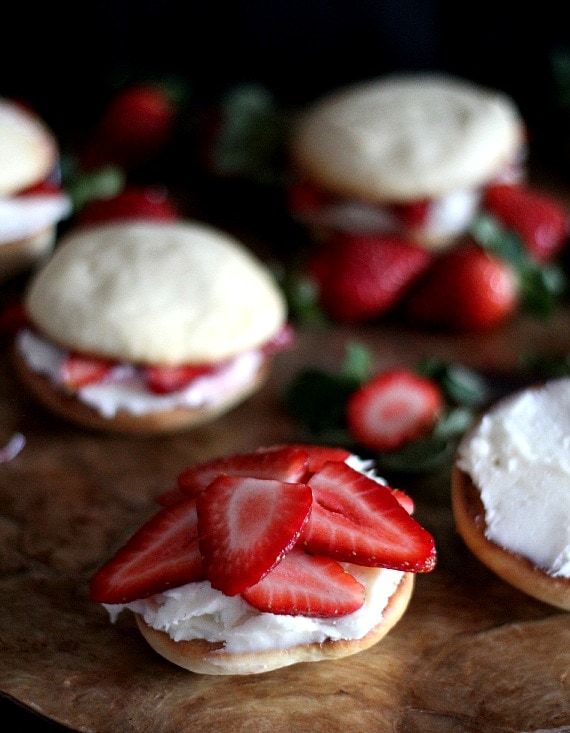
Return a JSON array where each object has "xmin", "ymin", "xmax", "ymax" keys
[{"xmin": 0, "ymin": 316, "xmax": 569, "ymax": 732}]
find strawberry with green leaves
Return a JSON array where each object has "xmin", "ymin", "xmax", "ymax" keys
[
  {"xmin": 89, "ymin": 445, "xmax": 435, "ymax": 617},
  {"xmin": 283, "ymin": 343, "xmax": 488, "ymax": 475}
]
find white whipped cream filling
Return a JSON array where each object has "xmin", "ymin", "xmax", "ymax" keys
[
  {"xmin": 102, "ymin": 455, "xmax": 404, "ymax": 653},
  {"xmin": 0, "ymin": 193, "xmax": 71, "ymax": 244},
  {"xmin": 105, "ymin": 566, "xmax": 404, "ymax": 654},
  {"xmin": 294, "ymin": 155, "xmax": 525, "ymax": 242},
  {"xmin": 16, "ymin": 328, "xmax": 262, "ymax": 417},
  {"xmin": 457, "ymin": 379, "xmax": 570, "ymax": 577},
  {"xmin": 295, "ymin": 187, "xmax": 481, "ymax": 240}
]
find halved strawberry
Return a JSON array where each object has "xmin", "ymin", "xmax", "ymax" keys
[
  {"xmin": 303, "ymin": 461, "xmax": 436, "ymax": 572},
  {"xmin": 242, "ymin": 547, "xmax": 365, "ymax": 617},
  {"xmin": 346, "ymin": 368, "xmax": 443, "ymax": 452},
  {"xmin": 89, "ymin": 496, "xmax": 205, "ymax": 604},
  {"xmin": 197, "ymin": 475, "xmax": 312, "ymax": 596},
  {"xmin": 60, "ymin": 353, "xmax": 115, "ymax": 390},
  {"xmin": 143, "ymin": 362, "xmax": 219, "ymax": 394},
  {"xmin": 483, "ymin": 184, "xmax": 569, "ymax": 262},
  {"xmin": 308, "ymin": 232, "xmax": 433, "ymax": 324}
]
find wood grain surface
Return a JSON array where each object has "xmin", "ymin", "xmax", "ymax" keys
[{"xmin": 1, "ymin": 317, "xmax": 569, "ymax": 732}]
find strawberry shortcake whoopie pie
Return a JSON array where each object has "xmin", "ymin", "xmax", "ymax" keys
[
  {"xmin": 12, "ymin": 219, "xmax": 290, "ymax": 433},
  {"xmin": 0, "ymin": 96, "xmax": 71, "ymax": 280},
  {"xmin": 89, "ymin": 444, "xmax": 437, "ymax": 675},
  {"xmin": 289, "ymin": 73, "xmax": 525, "ymax": 250},
  {"xmin": 452, "ymin": 378, "xmax": 570, "ymax": 611}
]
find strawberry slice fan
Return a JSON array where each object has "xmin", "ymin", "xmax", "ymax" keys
[{"xmin": 89, "ymin": 445, "xmax": 436, "ymax": 616}]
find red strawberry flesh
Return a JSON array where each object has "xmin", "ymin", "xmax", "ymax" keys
[
  {"xmin": 242, "ymin": 547, "xmax": 365, "ymax": 617},
  {"xmin": 89, "ymin": 496, "xmax": 205, "ymax": 604},
  {"xmin": 346, "ymin": 369, "xmax": 443, "ymax": 452},
  {"xmin": 60, "ymin": 353, "xmax": 116, "ymax": 389},
  {"xmin": 197, "ymin": 476, "xmax": 312, "ymax": 596},
  {"xmin": 303, "ymin": 461, "xmax": 436, "ymax": 572}
]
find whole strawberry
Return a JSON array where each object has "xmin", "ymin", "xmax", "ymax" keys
[
  {"xmin": 81, "ymin": 83, "xmax": 178, "ymax": 170},
  {"xmin": 308, "ymin": 232, "xmax": 433, "ymax": 324},
  {"xmin": 403, "ymin": 241, "xmax": 519, "ymax": 332},
  {"xmin": 483, "ymin": 184, "xmax": 569, "ymax": 263}
]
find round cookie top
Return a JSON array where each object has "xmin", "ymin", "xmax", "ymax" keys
[
  {"xmin": 25, "ymin": 221, "xmax": 287, "ymax": 364},
  {"xmin": 290, "ymin": 74, "xmax": 524, "ymax": 202},
  {"xmin": 0, "ymin": 98, "xmax": 58, "ymax": 196}
]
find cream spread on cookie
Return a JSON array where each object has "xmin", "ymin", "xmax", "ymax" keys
[
  {"xmin": 16, "ymin": 328, "xmax": 263, "ymax": 417},
  {"xmin": 457, "ymin": 379, "xmax": 570, "ymax": 577},
  {"xmin": 104, "ymin": 566, "xmax": 404, "ymax": 653},
  {"xmin": 102, "ymin": 455, "xmax": 404, "ymax": 653},
  {"xmin": 0, "ymin": 193, "xmax": 71, "ymax": 245}
]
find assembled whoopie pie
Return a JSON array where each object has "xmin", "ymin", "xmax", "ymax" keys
[
  {"xmin": 13, "ymin": 220, "xmax": 290, "ymax": 433},
  {"xmin": 289, "ymin": 73, "xmax": 525, "ymax": 250},
  {"xmin": 0, "ymin": 96, "xmax": 70, "ymax": 280},
  {"xmin": 89, "ymin": 444, "xmax": 437, "ymax": 675}
]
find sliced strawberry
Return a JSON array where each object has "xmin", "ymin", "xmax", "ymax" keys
[
  {"xmin": 309, "ymin": 232, "xmax": 433, "ymax": 324},
  {"xmin": 242, "ymin": 547, "xmax": 365, "ymax": 617},
  {"xmin": 391, "ymin": 199, "xmax": 430, "ymax": 229},
  {"xmin": 403, "ymin": 242, "xmax": 519, "ymax": 332},
  {"xmin": 89, "ymin": 496, "xmax": 205, "ymax": 604},
  {"xmin": 0, "ymin": 302, "xmax": 28, "ymax": 336},
  {"xmin": 260, "ymin": 323, "xmax": 296, "ymax": 355},
  {"xmin": 60, "ymin": 353, "xmax": 115, "ymax": 390},
  {"xmin": 346, "ymin": 368, "xmax": 443, "ymax": 452},
  {"xmin": 143, "ymin": 362, "xmax": 218, "ymax": 395},
  {"xmin": 78, "ymin": 186, "xmax": 181, "ymax": 227},
  {"xmin": 483, "ymin": 184, "xmax": 569, "ymax": 262},
  {"xmin": 173, "ymin": 445, "xmax": 311, "ymax": 500},
  {"xmin": 196, "ymin": 475, "xmax": 312, "ymax": 596},
  {"xmin": 390, "ymin": 488, "xmax": 414, "ymax": 515},
  {"xmin": 18, "ymin": 180, "xmax": 63, "ymax": 196},
  {"xmin": 156, "ymin": 444, "xmax": 348, "ymax": 507},
  {"xmin": 303, "ymin": 461, "xmax": 436, "ymax": 572},
  {"xmin": 261, "ymin": 443, "xmax": 352, "ymax": 474}
]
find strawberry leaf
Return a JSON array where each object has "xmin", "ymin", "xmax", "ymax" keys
[
  {"xmin": 278, "ymin": 265, "xmax": 330, "ymax": 326},
  {"xmin": 471, "ymin": 213, "xmax": 568, "ymax": 318},
  {"xmin": 418, "ymin": 358, "xmax": 489, "ymax": 407},
  {"xmin": 282, "ymin": 341, "xmax": 371, "ymax": 436},
  {"xmin": 374, "ymin": 435, "xmax": 454, "ymax": 475}
]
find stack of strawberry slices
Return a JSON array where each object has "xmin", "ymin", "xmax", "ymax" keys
[{"xmin": 90, "ymin": 443, "xmax": 436, "ymax": 675}]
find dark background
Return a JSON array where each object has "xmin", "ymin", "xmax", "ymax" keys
[
  {"xmin": 1, "ymin": 3, "xmax": 570, "ymax": 730},
  {"xmin": 2, "ymin": 1, "xmax": 570, "ymax": 170}
]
